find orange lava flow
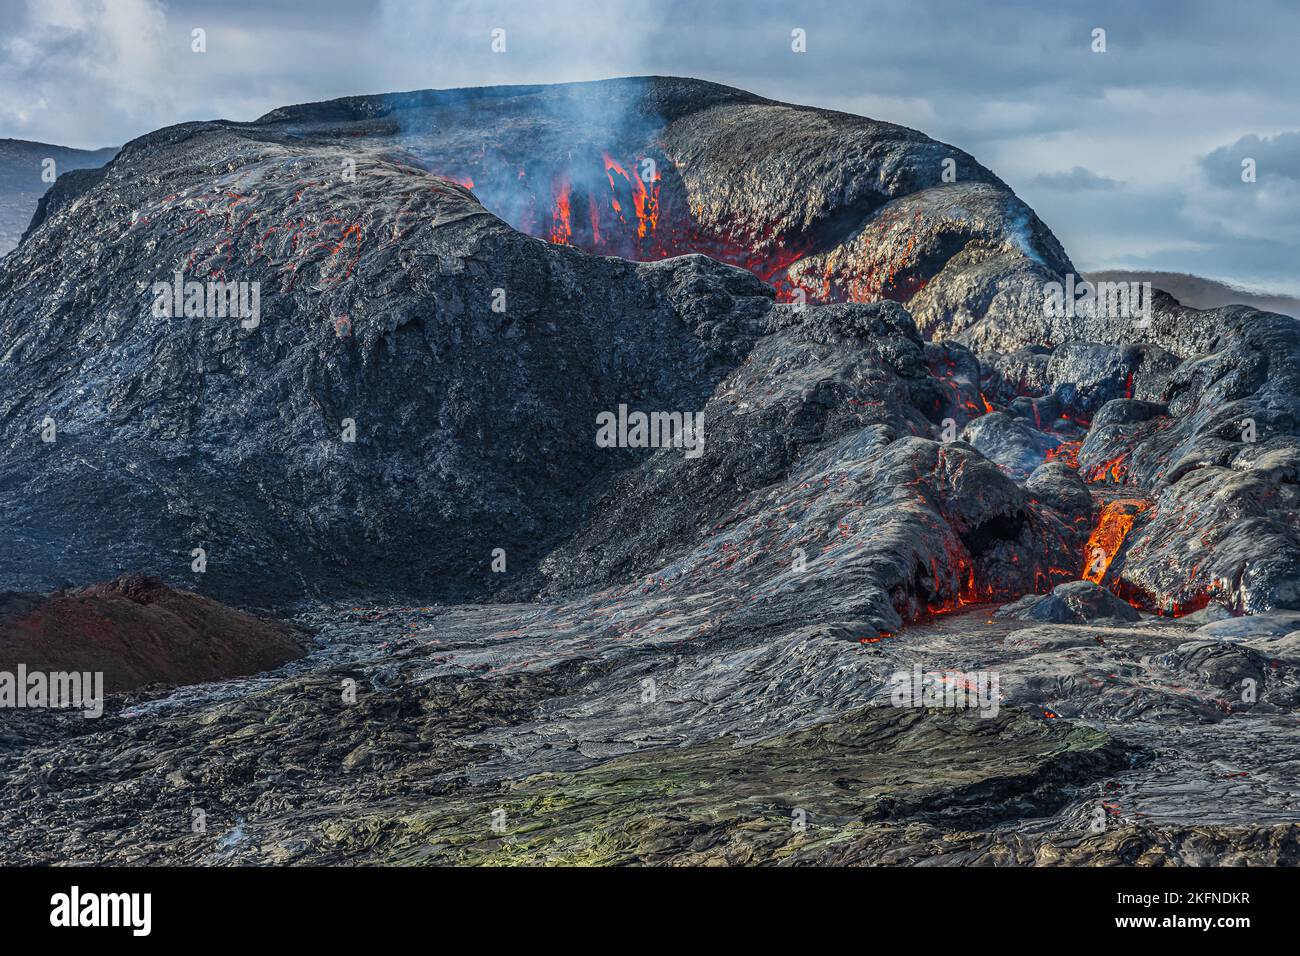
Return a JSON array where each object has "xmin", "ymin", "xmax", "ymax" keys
[
  {"xmin": 1155, "ymin": 591, "xmax": 1214, "ymax": 618},
  {"xmin": 602, "ymin": 153, "xmax": 660, "ymax": 239},
  {"xmin": 1086, "ymin": 454, "xmax": 1127, "ymax": 484},
  {"xmin": 925, "ymin": 561, "xmax": 995, "ymax": 615},
  {"xmin": 1046, "ymin": 440, "xmax": 1082, "ymax": 469},
  {"xmin": 1082, "ymin": 498, "xmax": 1151, "ymax": 584},
  {"xmin": 549, "ymin": 178, "xmax": 573, "ymax": 245}
]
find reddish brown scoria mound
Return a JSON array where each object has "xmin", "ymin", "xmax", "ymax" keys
[{"xmin": 0, "ymin": 573, "xmax": 304, "ymax": 693}]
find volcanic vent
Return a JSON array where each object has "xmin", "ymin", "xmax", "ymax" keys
[{"xmin": 256, "ymin": 77, "xmax": 1073, "ymax": 331}]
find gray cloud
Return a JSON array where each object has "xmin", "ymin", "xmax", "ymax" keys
[
  {"xmin": 1180, "ymin": 130, "xmax": 1300, "ymax": 251},
  {"xmin": 1200, "ymin": 131, "xmax": 1300, "ymax": 183}
]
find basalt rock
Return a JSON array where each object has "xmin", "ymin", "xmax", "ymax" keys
[
  {"xmin": 0, "ymin": 120, "xmax": 772, "ymax": 606},
  {"xmin": 1067, "ymin": 297, "xmax": 1300, "ymax": 614},
  {"xmin": 959, "ymin": 411, "xmax": 1058, "ymax": 478},
  {"xmin": 961, "ymin": 278, "xmax": 1300, "ymax": 616},
  {"xmin": 997, "ymin": 580, "xmax": 1139, "ymax": 625},
  {"xmin": 536, "ymin": 300, "xmax": 1083, "ymax": 634},
  {"xmin": 4, "ymin": 597, "xmax": 1298, "ymax": 865}
]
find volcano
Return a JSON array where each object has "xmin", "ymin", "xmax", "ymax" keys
[{"xmin": 1, "ymin": 77, "xmax": 1298, "ymax": 866}]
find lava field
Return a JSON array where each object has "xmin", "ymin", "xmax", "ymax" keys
[{"xmin": 0, "ymin": 77, "xmax": 1298, "ymax": 866}]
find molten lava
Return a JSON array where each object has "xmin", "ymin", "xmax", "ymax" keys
[
  {"xmin": 1082, "ymin": 498, "xmax": 1151, "ymax": 585},
  {"xmin": 602, "ymin": 153, "xmax": 660, "ymax": 239},
  {"xmin": 1086, "ymin": 455, "xmax": 1128, "ymax": 484},
  {"xmin": 434, "ymin": 151, "xmax": 928, "ymax": 306},
  {"xmin": 549, "ymin": 177, "xmax": 573, "ymax": 245},
  {"xmin": 924, "ymin": 559, "xmax": 998, "ymax": 616},
  {"xmin": 1045, "ymin": 440, "xmax": 1082, "ymax": 469}
]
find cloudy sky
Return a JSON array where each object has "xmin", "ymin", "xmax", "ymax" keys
[{"xmin": 2, "ymin": 0, "xmax": 1297, "ymax": 294}]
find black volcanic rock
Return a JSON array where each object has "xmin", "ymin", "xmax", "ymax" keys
[
  {"xmin": 0, "ymin": 113, "xmax": 784, "ymax": 605},
  {"xmin": 997, "ymin": 580, "xmax": 1139, "ymax": 624},
  {"xmin": 1024, "ymin": 461, "xmax": 1093, "ymax": 530},
  {"xmin": 1155, "ymin": 639, "xmax": 1274, "ymax": 698},
  {"xmin": 528, "ymin": 298, "xmax": 1091, "ymax": 634},
  {"xmin": 963, "ymin": 281, "xmax": 1300, "ymax": 614},
  {"xmin": 959, "ymin": 411, "xmax": 1057, "ymax": 478},
  {"xmin": 983, "ymin": 346, "xmax": 1053, "ymax": 399},
  {"xmin": 1069, "ymin": 298, "xmax": 1300, "ymax": 613},
  {"xmin": 1044, "ymin": 342, "xmax": 1178, "ymax": 419}
]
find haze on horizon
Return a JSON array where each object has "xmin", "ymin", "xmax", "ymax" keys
[{"xmin": 1, "ymin": 0, "xmax": 1297, "ymax": 296}]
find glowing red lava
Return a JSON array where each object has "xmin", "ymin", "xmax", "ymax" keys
[
  {"xmin": 1082, "ymin": 498, "xmax": 1151, "ymax": 585},
  {"xmin": 1046, "ymin": 440, "xmax": 1082, "ymax": 469},
  {"xmin": 925, "ymin": 561, "xmax": 997, "ymax": 616},
  {"xmin": 549, "ymin": 177, "xmax": 573, "ymax": 245},
  {"xmin": 1086, "ymin": 455, "xmax": 1128, "ymax": 484},
  {"xmin": 436, "ymin": 152, "xmax": 930, "ymax": 306}
]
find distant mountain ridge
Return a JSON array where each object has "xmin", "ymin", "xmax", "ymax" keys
[
  {"xmin": 0, "ymin": 138, "xmax": 117, "ymax": 256},
  {"xmin": 1086, "ymin": 270, "xmax": 1300, "ymax": 320}
]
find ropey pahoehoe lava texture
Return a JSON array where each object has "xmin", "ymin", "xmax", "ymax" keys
[{"xmin": 1, "ymin": 77, "xmax": 1299, "ymax": 865}]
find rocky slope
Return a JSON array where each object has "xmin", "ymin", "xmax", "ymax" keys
[
  {"xmin": 0, "ymin": 115, "xmax": 771, "ymax": 606},
  {"xmin": 256, "ymin": 76, "xmax": 1073, "ymax": 340}
]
